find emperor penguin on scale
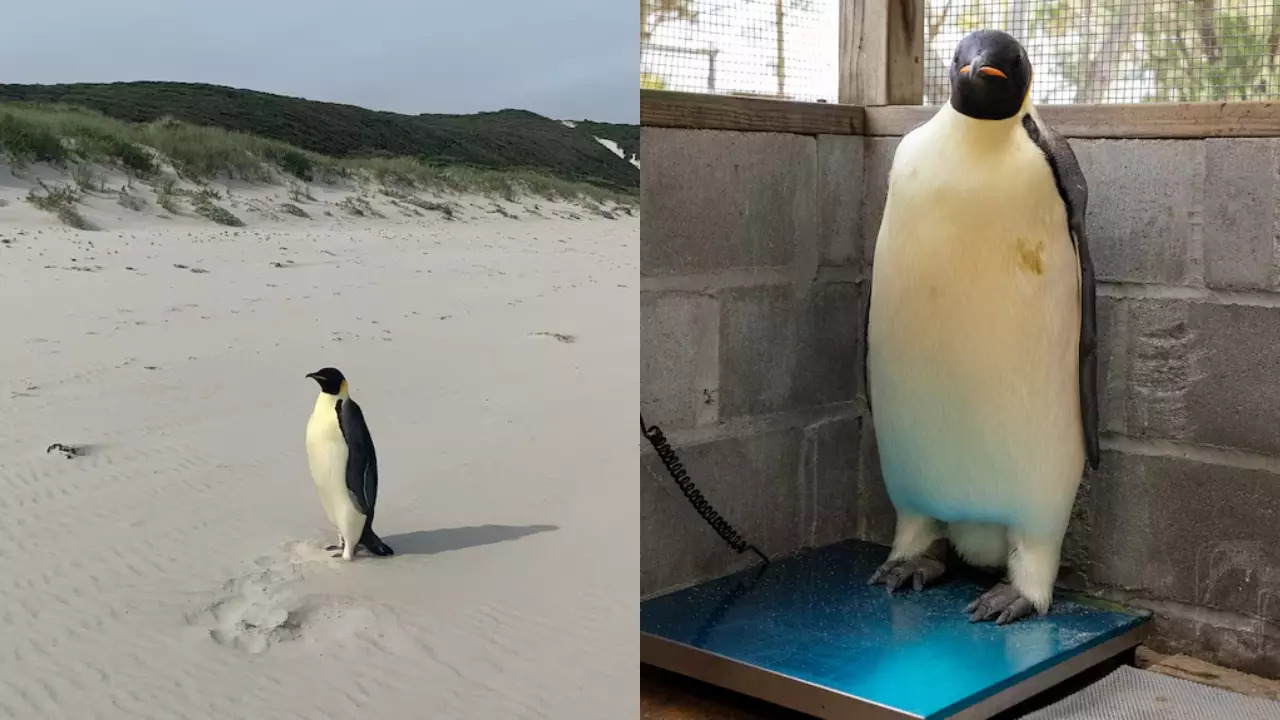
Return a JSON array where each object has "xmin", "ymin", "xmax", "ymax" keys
[
  {"xmin": 865, "ymin": 29, "xmax": 1098, "ymax": 625},
  {"xmin": 304, "ymin": 367, "xmax": 394, "ymax": 560}
]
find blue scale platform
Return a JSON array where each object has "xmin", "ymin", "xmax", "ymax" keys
[{"xmin": 641, "ymin": 540, "xmax": 1151, "ymax": 720}]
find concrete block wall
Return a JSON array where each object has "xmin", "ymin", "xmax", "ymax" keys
[
  {"xmin": 640, "ymin": 128, "xmax": 881, "ymax": 597},
  {"xmin": 642, "ymin": 126, "xmax": 1280, "ymax": 678}
]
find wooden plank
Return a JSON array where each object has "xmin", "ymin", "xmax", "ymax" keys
[
  {"xmin": 642, "ymin": 91, "xmax": 1280, "ymax": 139},
  {"xmin": 839, "ymin": 0, "xmax": 924, "ymax": 106},
  {"xmin": 865, "ymin": 101, "xmax": 1280, "ymax": 138},
  {"xmin": 640, "ymin": 90, "xmax": 864, "ymax": 135},
  {"xmin": 1136, "ymin": 648, "xmax": 1280, "ymax": 702}
]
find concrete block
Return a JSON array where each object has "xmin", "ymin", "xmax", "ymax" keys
[
  {"xmin": 817, "ymin": 134, "xmax": 864, "ymax": 266},
  {"xmin": 1071, "ymin": 139, "xmax": 1204, "ymax": 286},
  {"xmin": 1064, "ymin": 452, "xmax": 1280, "ymax": 624},
  {"xmin": 641, "ymin": 291, "xmax": 719, "ymax": 430},
  {"xmin": 719, "ymin": 284, "xmax": 796, "ymax": 418},
  {"xmin": 1186, "ymin": 302, "xmax": 1280, "ymax": 455},
  {"xmin": 1106, "ymin": 298, "xmax": 1280, "ymax": 454},
  {"xmin": 1203, "ymin": 139, "xmax": 1280, "ymax": 290},
  {"xmin": 641, "ymin": 427, "xmax": 804, "ymax": 596},
  {"xmin": 854, "ymin": 420, "xmax": 896, "ymax": 546},
  {"xmin": 802, "ymin": 415, "xmax": 864, "ymax": 548},
  {"xmin": 718, "ymin": 282, "xmax": 863, "ymax": 419},
  {"xmin": 1116, "ymin": 298, "xmax": 1200, "ymax": 442},
  {"xmin": 640, "ymin": 128, "xmax": 817, "ymax": 277},
  {"xmin": 794, "ymin": 281, "xmax": 863, "ymax": 411},
  {"xmin": 1139, "ymin": 604, "xmax": 1280, "ymax": 681},
  {"xmin": 859, "ymin": 137, "xmax": 900, "ymax": 263},
  {"xmin": 1095, "ymin": 295, "xmax": 1127, "ymax": 434}
]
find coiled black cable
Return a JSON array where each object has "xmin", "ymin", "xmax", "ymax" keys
[{"xmin": 641, "ymin": 415, "xmax": 769, "ymax": 565}]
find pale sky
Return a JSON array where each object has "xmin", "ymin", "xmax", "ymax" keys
[{"xmin": 0, "ymin": 0, "xmax": 638, "ymax": 123}]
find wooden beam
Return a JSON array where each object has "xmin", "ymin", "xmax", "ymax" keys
[
  {"xmin": 839, "ymin": 0, "xmax": 925, "ymax": 106},
  {"xmin": 864, "ymin": 101, "xmax": 1280, "ymax": 138},
  {"xmin": 640, "ymin": 90, "xmax": 865, "ymax": 135},
  {"xmin": 641, "ymin": 90, "xmax": 1280, "ymax": 139}
]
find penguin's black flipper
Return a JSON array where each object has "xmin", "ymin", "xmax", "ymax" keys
[
  {"xmin": 1022, "ymin": 112, "xmax": 1100, "ymax": 471},
  {"xmin": 335, "ymin": 397, "xmax": 379, "ymax": 515}
]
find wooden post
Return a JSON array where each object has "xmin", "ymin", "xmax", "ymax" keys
[{"xmin": 839, "ymin": 0, "xmax": 925, "ymax": 105}]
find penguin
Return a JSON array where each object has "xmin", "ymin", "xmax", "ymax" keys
[
  {"xmin": 864, "ymin": 29, "xmax": 1098, "ymax": 625},
  {"xmin": 304, "ymin": 367, "xmax": 394, "ymax": 560}
]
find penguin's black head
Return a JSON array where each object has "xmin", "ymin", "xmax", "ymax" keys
[
  {"xmin": 948, "ymin": 30, "xmax": 1032, "ymax": 120},
  {"xmin": 306, "ymin": 367, "xmax": 346, "ymax": 395}
]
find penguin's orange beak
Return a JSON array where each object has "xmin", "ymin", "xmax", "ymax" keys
[{"xmin": 958, "ymin": 64, "xmax": 1007, "ymax": 79}]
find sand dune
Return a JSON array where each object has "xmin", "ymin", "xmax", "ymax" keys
[{"xmin": 0, "ymin": 168, "xmax": 639, "ymax": 719}]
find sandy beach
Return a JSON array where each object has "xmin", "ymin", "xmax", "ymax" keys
[{"xmin": 0, "ymin": 169, "xmax": 639, "ymax": 719}]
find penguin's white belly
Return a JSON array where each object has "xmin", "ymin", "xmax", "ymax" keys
[
  {"xmin": 867, "ymin": 127, "xmax": 1085, "ymax": 534},
  {"xmin": 305, "ymin": 402, "xmax": 361, "ymax": 525}
]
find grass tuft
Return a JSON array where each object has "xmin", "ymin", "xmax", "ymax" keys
[
  {"xmin": 116, "ymin": 190, "xmax": 146, "ymax": 211},
  {"xmin": 278, "ymin": 202, "xmax": 310, "ymax": 218},
  {"xmin": 286, "ymin": 178, "xmax": 314, "ymax": 202},
  {"xmin": 193, "ymin": 200, "xmax": 244, "ymax": 226},
  {"xmin": 71, "ymin": 163, "xmax": 104, "ymax": 191},
  {"xmin": 27, "ymin": 180, "xmax": 90, "ymax": 229},
  {"xmin": 337, "ymin": 194, "xmax": 382, "ymax": 218}
]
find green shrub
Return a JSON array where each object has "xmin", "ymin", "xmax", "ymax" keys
[
  {"xmin": 112, "ymin": 140, "xmax": 155, "ymax": 176},
  {"xmin": 194, "ymin": 200, "xmax": 244, "ymax": 226},
  {"xmin": 279, "ymin": 202, "xmax": 310, "ymax": 218},
  {"xmin": 0, "ymin": 111, "xmax": 67, "ymax": 163}
]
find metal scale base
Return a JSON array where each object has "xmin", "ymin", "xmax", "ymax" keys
[{"xmin": 641, "ymin": 540, "xmax": 1151, "ymax": 720}]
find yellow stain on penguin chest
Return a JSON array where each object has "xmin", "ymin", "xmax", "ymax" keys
[{"xmin": 1015, "ymin": 236, "xmax": 1046, "ymax": 275}]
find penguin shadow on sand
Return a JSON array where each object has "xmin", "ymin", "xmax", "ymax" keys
[{"xmin": 380, "ymin": 523, "xmax": 558, "ymax": 556}]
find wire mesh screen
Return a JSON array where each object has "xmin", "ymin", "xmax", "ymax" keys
[
  {"xmin": 641, "ymin": 0, "xmax": 840, "ymax": 102},
  {"xmin": 924, "ymin": 0, "xmax": 1280, "ymax": 105}
]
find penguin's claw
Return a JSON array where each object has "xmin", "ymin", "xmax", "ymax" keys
[
  {"xmin": 868, "ymin": 555, "xmax": 946, "ymax": 593},
  {"xmin": 966, "ymin": 583, "xmax": 1038, "ymax": 625},
  {"xmin": 325, "ymin": 545, "xmax": 342, "ymax": 552},
  {"xmin": 330, "ymin": 552, "xmax": 343, "ymax": 558}
]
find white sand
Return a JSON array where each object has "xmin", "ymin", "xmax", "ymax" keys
[{"xmin": 0, "ymin": 166, "xmax": 639, "ymax": 719}]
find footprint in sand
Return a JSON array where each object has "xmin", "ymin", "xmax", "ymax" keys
[{"xmin": 185, "ymin": 545, "xmax": 390, "ymax": 655}]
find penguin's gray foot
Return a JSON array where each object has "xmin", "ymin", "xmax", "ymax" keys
[
  {"xmin": 965, "ymin": 582, "xmax": 1038, "ymax": 625},
  {"xmin": 868, "ymin": 555, "xmax": 946, "ymax": 593},
  {"xmin": 325, "ymin": 545, "xmax": 342, "ymax": 552}
]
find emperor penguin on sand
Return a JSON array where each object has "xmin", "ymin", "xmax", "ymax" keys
[
  {"xmin": 866, "ymin": 30, "xmax": 1098, "ymax": 625},
  {"xmin": 305, "ymin": 367, "xmax": 394, "ymax": 560}
]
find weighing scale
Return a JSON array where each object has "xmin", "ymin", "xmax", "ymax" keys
[{"xmin": 641, "ymin": 539, "xmax": 1152, "ymax": 720}]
